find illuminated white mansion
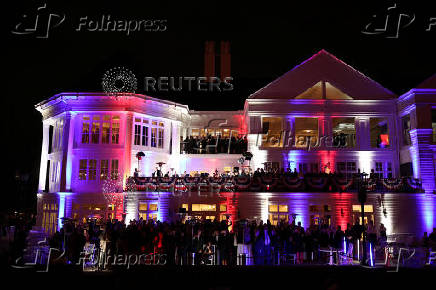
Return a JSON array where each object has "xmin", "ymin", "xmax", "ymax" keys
[{"xmin": 35, "ymin": 50, "xmax": 436, "ymax": 234}]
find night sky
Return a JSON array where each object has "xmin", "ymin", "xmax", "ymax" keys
[{"xmin": 5, "ymin": 0, "xmax": 435, "ymax": 211}]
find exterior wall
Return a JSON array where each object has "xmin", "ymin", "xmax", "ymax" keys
[
  {"xmin": 246, "ymin": 98, "xmax": 400, "ymax": 176},
  {"xmin": 397, "ymin": 89, "xmax": 436, "ymax": 193}
]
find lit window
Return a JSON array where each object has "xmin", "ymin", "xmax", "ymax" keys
[
  {"xmin": 79, "ymin": 159, "xmax": 87, "ymax": 180},
  {"xmin": 279, "ymin": 204, "xmax": 288, "ymax": 212},
  {"xmin": 149, "ymin": 204, "xmax": 158, "ymax": 211},
  {"xmin": 139, "ymin": 202, "xmax": 148, "ymax": 211},
  {"xmin": 111, "ymin": 160, "xmax": 119, "ymax": 180},
  {"xmin": 81, "ymin": 119, "xmax": 90, "ymax": 144},
  {"xmin": 370, "ymin": 118, "xmax": 390, "ymax": 148},
  {"xmin": 269, "ymin": 204, "xmax": 278, "ymax": 212},
  {"xmin": 220, "ymin": 204, "xmax": 227, "ymax": 212},
  {"xmin": 295, "ymin": 118, "xmax": 318, "ymax": 148},
  {"xmin": 158, "ymin": 128, "xmax": 164, "ymax": 148},
  {"xmin": 261, "ymin": 117, "xmax": 284, "ymax": 147},
  {"xmin": 332, "ymin": 118, "xmax": 355, "ymax": 147},
  {"xmin": 102, "ymin": 122, "xmax": 110, "ymax": 144},
  {"xmin": 151, "ymin": 128, "xmax": 157, "ymax": 147},
  {"xmin": 352, "ymin": 205, "xmax": 373, "ymax": 212},
  {"xmin": 91, "ymin": 122, "xmax": 100, "ymax": 144},
  {"xmin": 191, "ymin": 204, "xmax": 216, "ymax": 211},
  {"xmin": 89, "ymin": 159, "xmax": 97, "ymax": 180},
  {"xmin": 100, "ymin": 160, "xmax": 109, "ymax": 180},
  {"xmin": 112, "ymin": 119, "xmax": 120, "ymax": 144}
]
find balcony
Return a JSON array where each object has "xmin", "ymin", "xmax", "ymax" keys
[{"xmin": 125, "ymin": 175, "xmax": 423, "ymax": 193}]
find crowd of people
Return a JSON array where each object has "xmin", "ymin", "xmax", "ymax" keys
[
  {"xmin": 181, "ymin": 135, "xmax": 248, "ymax": 154},
  {"xmin": 47, "ymin": 216, "xmax": 436, "ymax": 267}
]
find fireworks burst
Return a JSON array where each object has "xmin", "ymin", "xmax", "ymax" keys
[
  {"xmin": 102, "ymin": 179, "xmax": 125, "ymax": 205},
  {"xmin": 102, "ymin": 66, "xmax": 137, "ymax": 95}
]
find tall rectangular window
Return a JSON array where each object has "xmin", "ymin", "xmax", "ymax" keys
[
  {"xmin": 134, "ymin": 124, "xmax": 141, "ymax": 145},
  {"xmin": 370, "ymin": 118, "xmax": 390, "ymax": 148},
  {"xmin": 402, "ymin": 115, "xmax": 411, "ymax": 146},
  {"xmin": 111, "ymin": 159, "xmax": 119, "ymax": 180},
  {"xmin": 91, "ymin": 122, "xmax": 100, "ymax": 144},
  {"xmin": 100, "ymin": 160, "xmax": 109, "ymax": 180},
  {"xmin": 143, "ymin": 119, "xmax": 149, "ymax": 146},
  {"xmin": 89, "ymin": 159, "xmax": 97, "ymax": 180},
  {"xmin": 158, "ymin": 128, "xmax": 164, "ymax": 148},
  {"xmin": 112, "ymin": 116, "xmax": 120, "ymax": 144},
  {"xmin": 151, "ymin": 128, "xmax": 157, "ymax": 147},
  {"xmin": 375, "ymin": 162, "xmax": 383, "ymax": 178},
  {"xmin": 432, "ymin": 110, "xmax": 436, "ymax": 143},
  {"xmin": 102, "ymin": 122, "xmax": 110, "ymax": 144},
  {"xmin": 79, "ymin": 159, "xmax": 87, "ymax": 180},
  {"xmin": 81, "ymin": 116, "xmax": 90, "ymax": 144}
]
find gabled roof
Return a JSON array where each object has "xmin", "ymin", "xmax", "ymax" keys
[
  {"xmin": 249, "ymin": 50, "xmax": 396, "ymax": 100},
  {"xmin": 416, "ymin": 74, "xmax": 436, "ymax": 89}
]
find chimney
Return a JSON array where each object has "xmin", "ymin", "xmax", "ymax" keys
[
  {"xmin": 220, "ymin": 41, "xmax": 231, "ymax": 81},
  {"xmin": 204, "ymin": 41, "xmax": 216, "ymax": 82}
]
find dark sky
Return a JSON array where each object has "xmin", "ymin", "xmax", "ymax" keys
[{"xmin": 5, "ymin": 0, "xmax": 435, "ymax": 211}]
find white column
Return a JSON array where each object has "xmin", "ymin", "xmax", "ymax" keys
[{"xmin": 38, "ymin": 122, "xmax": 50, "ymax": 192}]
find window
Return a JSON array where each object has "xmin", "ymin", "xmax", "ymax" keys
[
  {"xmin": 191, "ymin": 204, "xmax": 216, "ymax": 211},
  {"xmin": 134, "ymin": 124, "xmax": 141, "ymax": 145},
  {"xmin": 352, "ymin": 205, "xmax": 374, "ymax": 212},
  {"xmin": 387, "ymin": 162, "xmax": 392, "ymax": 178},
  {"xmin": 81, "ymin": 116, "xmax": 90, "ymax": 144},
  {"xmin": 89, "ymin": 159, "xmax": 97, "ymax": 180},
  {"xmin": 102, "ymin": 122, "xmax": 110, "ymax": 144},
  {"xmin": 269, "ymin": 204, "xmax": 278, "ymax": 212},
  {"xmin": 402, "ymin": 115, "xmax": 411, "ymax": 146},
  {"xmin": 337, "ymin": 161, "xmax": 356, "ymax": 179},
  {"xmin": 149, "ymin": 204, "xmax": 158, "ymax": 211},
  {"xmin": 91, "ymin": 122, "xmax": 100, "ymax": 144},
  {"xmin": 111, "ymin": 159, "xmax": 119, "ymax": 180},
  {"xmin": 142, "ymin": 126, "xmax": 149, "ymax": 146},
  {"xmin": 279, "ymin": 204, "xmax": 288, "ymax": 212},
  {"xmin": 261, "ymin": 117, "xmax": 283, "ymax": 147},
  {"xmin": 151, "ymin": 128, "xmax": 157, "ymax": 147},
  {"xmin": 112, "ymin": 116, "xmax": 120, "ymax": 144},
  {"xmin": 299, "ymin": 163, "xmax": 308, "ymax": 174},
  {"xmin": 100, "ymin": 160, "xmax": 109, "ymax": 180},
  {"xmin": 158, "ymin": 128, "xmax": 164, "ymax": 148},
  {"xmin": 79, "ymin": 159, "xmax": 87, "ymax": 180},
  {"xmin": 220, "ymin": 204, "xmax": 227, "ymax": 212},
  {"xmin": 134, "ymin": 118, "xmax": 150, "ymax": 147},
  {"xmin": 139, "ymin": 202, "xmax": 148, "ymax": 211},
  {"xmin": 375, "ymin": 162, "xmax": 383, "ymax": 179},
  {"xmin": 295, "ymin": 117, "xmax": 318, "ymax": 148},
  {"xmin": 332, "ymin": 118, "xmax": 355, "ymax": 148},
  {"xmin": 432, "ymin": 110, "xmax": 436, "ymax": 143},
  {"xmin": 370, "ymin": 118, "xmax": 390, "ymax": 148}
]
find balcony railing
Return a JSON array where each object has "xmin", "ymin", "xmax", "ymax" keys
[
  {"xmin": 180, "ymin": 136, "xmax": 247, "ymax": 154},
  {"xmin": 125, "ymin": 175, "xmax": 423, "ymax": 193}
]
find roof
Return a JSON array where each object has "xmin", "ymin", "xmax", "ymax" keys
[
  {"xmin": 416, "ymin": 74, "xmax": 436, "ymax": 89},
  {"xmin": 249, "ymin": 50, "xmax": 396, "ymax": 100}
]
